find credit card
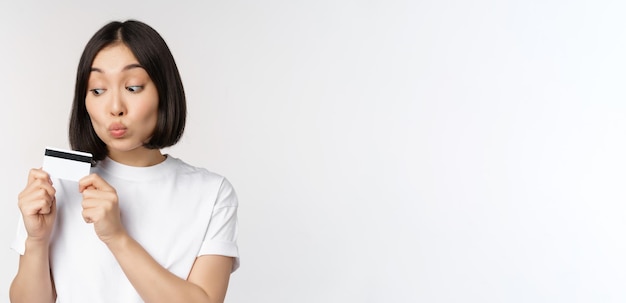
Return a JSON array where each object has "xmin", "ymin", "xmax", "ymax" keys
[{"xmin": 42, "ymin": 147, "xmax": 93, "ymax": 182}]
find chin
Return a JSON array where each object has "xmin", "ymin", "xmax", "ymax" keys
[{"xmin": 107, "ymin": 143, "xmax": 147, "ymax": 153}]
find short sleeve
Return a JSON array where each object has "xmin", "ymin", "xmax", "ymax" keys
[
  {"xmin": 11, "ymin": 215, "xmax": 27, "ymax": 255},
  {"xmin": 197, "ymin": 178, "xmax": 240, "ymax": 272}
]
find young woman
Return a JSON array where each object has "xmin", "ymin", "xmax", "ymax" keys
[{"xmin": 10, "ymin": 20, "xmax": 239, "ymax": 303}]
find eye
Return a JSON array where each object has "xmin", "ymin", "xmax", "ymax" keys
[
  {"xmin": 126, "ymin": 85, "xmax": 144, "ymax": 93},
  {"xmin": 89, "ymin": 88, "xmax": 106, "ymax": 96}
]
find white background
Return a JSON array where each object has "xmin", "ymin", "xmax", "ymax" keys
[{"xmin": 1, "ymin": 0, "xmax": 626, "ymax": 302}]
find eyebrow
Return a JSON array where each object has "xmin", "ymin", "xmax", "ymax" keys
[{"xmin": 90, "ymin": 63, "xmax": 144, "ymax": 73}]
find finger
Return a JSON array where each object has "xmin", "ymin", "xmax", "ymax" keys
[
  {"xmin": 49, "ymin": 196, "xmax": 57, "ymax": 216},
  {"xmin": 82, "ymin": 207, "xmax": 104, "ymax": 224},
  {"xmin": 79, "ymin": 174, "xmax": 115, "ymax": 193},
  {"xmin": 19, "ymin": 186, "xmax": 54, "ymax": 210},
  {"xmin": 21, "ymin": 196, "xmax": 53, "ymax": 216},
  {"xmin": 82, "ymin": 207, "xmax": 93, "ymax": 223},
  {"xmin": 81, "ymin": 196, "xmax": 93, "ymax": 210},
  {"xmin": 22, "ymin": 178, "xmax": 56, "ymax": 198},
  {"xmin": 81, "ymin": 192, "xmax": 118, "ymax": 210},
  {"xmin": 27, "ymin": 168, "xmax": 52, "ymax": 186},
  {"xmin": 19, "ymin": 184, "xmax": 55, "ymax": 206},
  {"xmin": 39, "ymin": 204, "xmax": 52, "ymax": 215},
  {"xmin": 81, "ymin": 188, "xmax": 116, "ymax": 201}
]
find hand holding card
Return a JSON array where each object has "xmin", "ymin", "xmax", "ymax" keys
[{"xmin": 42, "ymin": 147, "xmax": 93, "ymax": 182}]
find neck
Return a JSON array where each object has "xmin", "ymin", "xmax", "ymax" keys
[{"xmin": 108, "ymin": 148, "xmax": 166, "ymax": 167}]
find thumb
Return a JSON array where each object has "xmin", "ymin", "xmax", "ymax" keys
[{"xmin": 79, "ymin": 174, "xmax": 114, "ymax": 193}]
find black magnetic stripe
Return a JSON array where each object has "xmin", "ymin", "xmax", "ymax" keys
[{"xmin": 45, "ymin": 149, "xmax": 92, "ymax": 163}]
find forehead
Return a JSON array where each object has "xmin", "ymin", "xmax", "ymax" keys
[{"xmin": 91, "ymin": 43, "xmax": 142, "ymax": 73}]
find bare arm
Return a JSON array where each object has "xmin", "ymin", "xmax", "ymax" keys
[
  {"xmin": 79, "ymin": 174, "xmax": 233, "ymax": 303},
  {"xmin": 10, "ymin": 239, "xmax": 56, "ymax": 303},
  {"xmin": 108, "ymin": 234, "xmax": 233, "ymax": 303},
  {"xmin": 10, "ymin": 169, "xmax": 57, "ymax": 303}
]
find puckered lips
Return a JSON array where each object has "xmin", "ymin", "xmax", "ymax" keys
[{"xmin": 108, "ymin": 122, "xmax": 127, "ymax": 138}]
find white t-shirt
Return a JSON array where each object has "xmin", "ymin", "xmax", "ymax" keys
[{"xmin": 11, "ymin": 156, "xmax": 239, "ymax": 303}]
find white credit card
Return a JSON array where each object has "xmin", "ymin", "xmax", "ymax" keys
[{"xmin": 42, "ymin": 147, "xmax": 93, "ymax": 182}]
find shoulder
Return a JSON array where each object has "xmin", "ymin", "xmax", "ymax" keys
[
  {"xmin": 169, "ymin": 156, "xmax": 222, "ymax": 178},
  {"xmin": 167, "ymin": 156, "xmax": 237, "ymax": 200}
]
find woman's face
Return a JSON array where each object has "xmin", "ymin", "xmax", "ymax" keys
[{"xmin": 86, "ymin": 43, "xmax": 159, "ymax": 162}]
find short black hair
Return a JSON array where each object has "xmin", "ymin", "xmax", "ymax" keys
[{"xmin": 69, "ymin": 20, "xmax": 186, "ymax": 162}]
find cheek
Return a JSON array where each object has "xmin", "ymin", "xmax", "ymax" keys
[
  {"xmin": 142, "ymin": 96, "xmax": 160, "ymax": 123},
  {"xmin": 142, "ymin": 86, "xmax": 159, "ymax": 122},
  {"xmin": 148, "ymin": 107, "xmax": 159, "ymax": 133},
  {"xmin": 84, "ymin": 102, "xmax": 100, "ymax": 125},
  {"xmin": 137, "ymin": 102, "xmax": 159, "ymax": 122}
]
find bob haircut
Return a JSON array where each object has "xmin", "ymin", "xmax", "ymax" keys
[{"xmin": 69, "ymin": 20, "xmax": 186, "ymax": 162}]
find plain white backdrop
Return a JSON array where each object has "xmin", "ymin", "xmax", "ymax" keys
[{"xmin": 2, "ymin": 0, "xmax": 626, "ymax": 302}]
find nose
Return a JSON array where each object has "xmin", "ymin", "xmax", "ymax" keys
[{"xmin": 109, "ymin": 89, "xmax": 126, "ymax": 117}]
